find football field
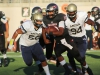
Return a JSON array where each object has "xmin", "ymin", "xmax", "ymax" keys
[{"xmin": 0, "ymin": 50, "xmax": 100, "ymax": 75}]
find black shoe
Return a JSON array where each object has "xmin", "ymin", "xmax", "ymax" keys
[
  {"xmin": 3, "ymin": 58, "xmax": 9, "ymax": 67},
  {"xmin": 86, "ymin": 67, "xmax": 93, "ymax": 75},
  {"xmin": 56, "ymin": 60, "xmax": 60, "ymax": 67}
]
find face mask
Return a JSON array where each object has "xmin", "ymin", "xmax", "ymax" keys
[{"xmin": 67, "ymin": 11, "xmax": 76, "ymax": 20}]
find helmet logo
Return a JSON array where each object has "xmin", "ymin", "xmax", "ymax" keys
[{"xmin": 52, "ymin": 5, "xmax": 57, "ymax": 9}]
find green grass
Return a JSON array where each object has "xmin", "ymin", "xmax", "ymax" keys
[{"xmin": 0, "ymin": 50, "xmax": 100, "ymax": 75}]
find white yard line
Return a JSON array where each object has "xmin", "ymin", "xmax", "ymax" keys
[{"xmin": 0, "ymin": 50, "xmax": 99, "ymax": 57}]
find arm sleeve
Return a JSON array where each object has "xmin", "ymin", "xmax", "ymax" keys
[
  {"xmin": 82, "ymin": 12, "xmax": 89, "ymax": 22},
  {"xmin": 20, "ymin": 22, "xmax": 30, "ymax": 33},
  {"xmin": 58, "ymin": 13, "xmax": 66, "ymax": 28},
  {"xmin": 59, "ymin": 21, "xmax": 65, "ymax": 28}
]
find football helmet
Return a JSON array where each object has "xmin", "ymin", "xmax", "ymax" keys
[
  {"xmin": 31, "ymin": 6, "xmax": 42, "ymax": 15},
  {"xmin": 46, "ymin": 3, "xmax": 58, "ymax": 18},
  {"xmin": 42, "ymin": 8, "xmax": 46, "ymax": 13},
  {"xmin": 0, "ymin": 11, "xmax": 5, "ymax": 18},
  {"xmin": 66, "ymin": 3, "xmax": 77, "ymax": 20},
  {"xmin": 91, "ymin": 6, "xmax": 100, "ymax": 17},
  {"xmin": 42, "ymin": 8, "xmax": 46, "ymax": 16},
  {"xmin": 31, "ymin": 13, "xmax": 43, "ymax": 28}
]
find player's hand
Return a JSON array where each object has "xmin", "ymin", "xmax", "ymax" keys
[
  {"xmin": 8, "ymin": 45, "xmax": 14, "ymax": 50},
  {"xmin": 44, "ymin": 39, "xmax": 51, "ymax": 44},
  {"xmin": 8, "ymin": 39, "xmax": 14, "ymax": 51}
]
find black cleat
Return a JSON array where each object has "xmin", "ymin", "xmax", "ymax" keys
[
  {"xmin": 86, "ymin": 67, "xmax": 93, "ymax": 75},
  {"xmin": 3, "ymin": 58, "xmax": 9, "ymax": 67}
]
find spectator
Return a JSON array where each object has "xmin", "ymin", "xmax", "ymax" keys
[{"xmin": 85, "ymin": 11, "xmax": 94, "ymax": 50}]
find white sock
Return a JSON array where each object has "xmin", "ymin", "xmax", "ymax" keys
[
  {"xmin": 60, "ymin": 60, "xmax": 66, "ymax": 66},
  {"xmin": 3, "ymin": 54, "xmax": 7, "ymax": 59},
  {"xmin": 83, "ymin": 64, "xmax": 88, "ymax": 68},
  {"xmin": 43, "ymin": 65, "xmax": 51, "ymax": 75}
]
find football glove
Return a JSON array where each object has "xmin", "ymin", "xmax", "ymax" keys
[{"xmin": 8, "ymin": 39, "xmax": 14, "ymax": 50}]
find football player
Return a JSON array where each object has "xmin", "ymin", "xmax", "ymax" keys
[
  {"xmin": 42, "ymin": 8, "xmax": 46, "ymax": 16},
  {"xmin": 36, "ymin": 5, "xmax": 57, "ymax": 75},
  {"xmin": 42, "ymin": 3, "xmax": 79, "ymax": 75},
  {"xmin": 15, "ymin": 6, "xmax": 42, "ymax": 53},
  {"xmin": 43, "ymin": 3, "xmax": 94, "ymax": 75},
  {"xmin": 64, "ymin": 3, "xmax": 94, "ymax": 75},
  {"xmin": 91, "ymin": 6, "xmax": 100, "ymax": 48},
  {"xmin": 8, "ymin": 13, "xmax": 51, "ymax": 75},
  {"xmin": 0, "ymin": 11, "xmax": 9, "ymax": 67}
]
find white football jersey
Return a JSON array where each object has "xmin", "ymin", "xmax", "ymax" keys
[
  {"xmin": 65, "ymin": 11, "xmax": 88, "ymax": 37},
  {"xmin": 19, "ymin": 20, "xmax": 42, "ymax": 46}
]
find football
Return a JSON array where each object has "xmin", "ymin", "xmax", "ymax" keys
[{"xmin": 45, "ymin": 26, "xmax": 59, "ymax": 32}]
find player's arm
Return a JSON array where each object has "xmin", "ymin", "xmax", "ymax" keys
[
  {"xmin": 5, "ymin": 21, "xmax": 9, "ymax": 38},
  {"xmin": 51, "ymin": 14, "xmax": 66, "ymax": 36},
  {"xmin": 9, "ymin": 22, "xmax": 28, "ymax": 50},
  {"xmin": 42, "ymin": 27, "xmax": 47, "ymax": 41},
  {"xmin": 8, "ymin": 28, "xmax": 23, "ymax": 50},
  {"xmin": 42, "ymin": 22, "xmax": 51, "ymax": 44},
  {"xmin": 52, "ymin": 21, "xmax": 65, "ymax": 36},
  {"xmin": 85, "ymin": 18, "xmax": 94, "ymax": 26},
  {"xmin": 11, "ymin": 28, "xmax": 23, "ymax": 40}
]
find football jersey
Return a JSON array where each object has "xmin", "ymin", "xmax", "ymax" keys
[
  {"xmin": 42, "ymin": 13, "xmax": 71, "ymax": 41},
  {"xmin": 0, "ymin": 15, "xmax": 7, "ymax": 33},
  {"xmin": 43, "ymin": 13, "xmax": 66, "ymax": 28},
  {"xmin": 94, "ymin": 15, "xmax": 100, "ymax": 32},
  {"xmin": 65, "ymin": 11, "xmax": 88, "ymax": 37},
  {"xmin": 19, "ymin": 20, "xmax": 42, "ymax": 46}
]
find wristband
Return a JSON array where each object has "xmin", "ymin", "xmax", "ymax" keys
[{"xmin": 9, "ymin": 39, "xmax": 14, "ymax": 45}]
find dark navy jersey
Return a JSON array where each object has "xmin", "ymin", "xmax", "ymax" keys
[
  {"xmin": 94, "ymin": 15, "xmax": 100, "ymax": 32},
  {"xmin": 43, "ymin": 13, "xmax": 66, "ymax": 27},
  {"xmin": 42, "ymin": 13, "xmax": 71, "ymax": 41},
  {"xmin": 0, "ymin": 20, "xmax": 6, "ymax": 33}
]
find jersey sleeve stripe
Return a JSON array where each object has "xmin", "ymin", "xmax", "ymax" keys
[
  {"xmin": 84, "ymin": 16, "xmax": 88, "ymax": 22},
  {"xmin": 20, "ymin": 25, "xmax": 27, "ymax": 33}
]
